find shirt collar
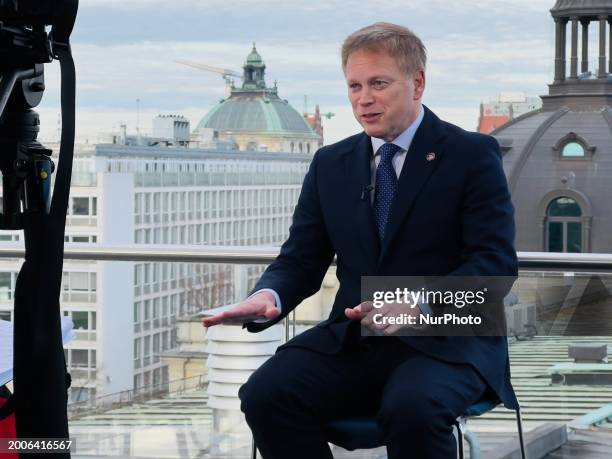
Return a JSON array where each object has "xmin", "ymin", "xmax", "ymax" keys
[{"xmin": 371, "ymin": 105, "xmax": 424, "ymax": 156}]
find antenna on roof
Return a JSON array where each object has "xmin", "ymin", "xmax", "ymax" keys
[{"xmin": 136, "ymin": 98, "xmax": 141, "ymax": 144}]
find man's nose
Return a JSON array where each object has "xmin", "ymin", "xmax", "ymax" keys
[{"xmin": 359, "ymin": 87, "xmax": 375, "ymax": 105}]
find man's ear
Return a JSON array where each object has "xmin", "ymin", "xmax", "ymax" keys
[{"xmin": 413, "ymin": 69, "xmax": 426, "ymax": 100}]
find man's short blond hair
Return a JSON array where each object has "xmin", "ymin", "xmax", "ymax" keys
[{"xmin": 341, "ymin": 22, "xmax": 427, "ymax": 76}]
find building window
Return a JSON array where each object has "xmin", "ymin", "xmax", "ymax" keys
[
  {"xmin": 72, "ymin": 197, "xmax": 90, "ymax": 216},
  {"xmin": 62, "ymin": 271, "xmax": 97, "ymax": 302},
  {"xmin": 71, "ymin": 349, "xmax": 88, "ymax": 367},
  {"xmin": 72, "ymin": 311, "xmax": 89, "ymax": 329},
  {"xmin": 0, "ymin": 272, "xmax": 13, "ymax": 301},
  {"xmin": 134, "ymin": 338, "xmax": 141, "ymax": 359},
  {"xmin": 553, "ymin": 132, "xmax": 595, "ymax": 160},
  {"xmin": 561, "ymin": 142, "xmax": 584, "ymax": 157},
  {"xmin": 546, "ymin": 197, "xmax": 582, "ymax": 253}
]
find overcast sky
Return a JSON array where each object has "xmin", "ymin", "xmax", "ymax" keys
[{"xmin": 35, "ymin": 0, "xmax": 564, "ymax": 144}]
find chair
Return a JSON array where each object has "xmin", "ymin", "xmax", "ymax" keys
[
  {"xmin": 250, "ymin": 315, "xmax": 527, "ymax": 458},
  {"xmin": 455, "ymin": 400, "xmax": 526, "ymax": 459},
  {"xmin": 324, "ymin": 399, "xmax": 527, "ymax": 459},
  {"xmin": 251, "ymin": 399, "xmax": 527, "ymax": 459}
]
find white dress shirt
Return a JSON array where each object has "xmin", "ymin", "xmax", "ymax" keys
[{"xmin": 370, "ymin": 105, "xmax": 425, "ymax": 193}]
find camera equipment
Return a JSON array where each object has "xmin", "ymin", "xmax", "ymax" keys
[
  {"xmin": 0, "ymin": 1, "xmax": 78, "ymax": 455},
  {"xmin": 1, "ymin": 0, "xmax": 78, "ymax": 227}
]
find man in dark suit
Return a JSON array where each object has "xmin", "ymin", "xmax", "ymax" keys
[{"xmin": 203, "ymin": 22, "xmax": 518, "ymax": 459}]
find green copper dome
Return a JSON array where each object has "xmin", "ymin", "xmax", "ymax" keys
[
  {"xmin": 196, "ymin": 45, "xmax": 317, "ymax": 136},
  {"xmin": 196, "ymin": 97, "xmax": 314, "ymax": 134}
]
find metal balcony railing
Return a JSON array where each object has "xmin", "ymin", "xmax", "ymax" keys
[
  {"xmin": 1, "ymin": 243, "xmax": 612, "ymax": 270},
  {"xmin": 67, "ymin": 373, "xmax": 207, "ymax": 419}
]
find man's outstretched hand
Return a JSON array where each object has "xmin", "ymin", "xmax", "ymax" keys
[{"xmin": 202, "ymin": 291, "xmax": 280, "ymax": 327}]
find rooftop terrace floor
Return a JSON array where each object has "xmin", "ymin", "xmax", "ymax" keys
[{"xmin": 70, "ymin": 335, "xmax": 612, "ymax": 458}]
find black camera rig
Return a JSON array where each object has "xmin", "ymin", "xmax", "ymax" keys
[
  {"xmin": 1, "ymin": 1, "xmax": 78, "ymax": 455},
  {"xmin": 1, "ymin": 0, "xmax": 78, "ymax": 228}
]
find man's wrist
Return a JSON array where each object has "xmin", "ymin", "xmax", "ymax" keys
[{"xmin": 248, "ymin": 289, "xmax": 282, "ymax": 323}]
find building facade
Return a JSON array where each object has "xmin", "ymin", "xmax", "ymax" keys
[
  {"xmin": 493, "ymin": 0, "xmax": 612, "ymax": 253},
  {"xmin": 0, "ymin": 142, "xmax": 311, "ymax": 402},
  {"xmin": 477, "ymin": 92, "xmax": 542, "ymax": 134}
]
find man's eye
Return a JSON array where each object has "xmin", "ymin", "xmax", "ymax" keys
[
  {"xmin": 349, "ymin": 83, "xmax": 361, "ymax": 90},
  {"xmin": 371, "ymin": 80, "xmax": 389, "ymax": 90}
]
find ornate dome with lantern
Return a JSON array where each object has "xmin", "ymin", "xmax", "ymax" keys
[
  {"xmin": 493, "ymin": 0, "xmax": 612, "ymax": 253},
  {"xmin": 195, "ymin": 44, "xmax": 320, "ymax": 153}
]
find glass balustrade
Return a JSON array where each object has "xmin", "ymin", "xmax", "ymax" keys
[{"xmin": 1, "ymin": 246, "xmax": 611, "ymax": 458}]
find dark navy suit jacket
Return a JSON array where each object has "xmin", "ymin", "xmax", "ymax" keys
[{"xmin": 246, "ymin": 106, "xmax": 519, "ymax": 409}]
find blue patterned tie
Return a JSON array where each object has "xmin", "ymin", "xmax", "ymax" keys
[{"xmin": 374, "ymin": 143, "xmax": 401, "ymax": 240}]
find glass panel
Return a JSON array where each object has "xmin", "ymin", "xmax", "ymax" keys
[
  {"xmin": 71, "ymin": 349, "xmax": 88, "ymax": 367},
  {"xmin": 72, "ymin": 311, "xmax": 89, "ymax": 330},
  {"xmin": 548, "ymin": 221, "xmax": 563, "ymax": 252},
  {"xmin": 71, "ymin": 272, "xmax": 89, "ymax": 291},
  {"xmin": 144, "ymin": 336, "xmax": 150, "ymax": 356},
  {"xmin": 72, "ymin": 197, "xmax": 90, "ymax": 216},
  {"xmin": 547, "ymin": 197, "xmax": 582, "ymax": 216},
  {"xmin": 62, "ymin": 261, "xmax": 612, "ymax": 457},
  {"xmin": 561, "ymin": 141, "xmax": 585, "ymax": 157},
  {"xmin": 0, "ymin": 272, "xmax": 12, "ymax": 300},
  {"xmin": 567, "ymin": 222, "xmax": 582, "ymax": 253}
]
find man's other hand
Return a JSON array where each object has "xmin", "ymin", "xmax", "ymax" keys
[
  {"xmin": 344, "ymin": 302, "xmax": 373, "ymax": 321},
  {"xmin": 202, "ymin": 291, "xmax": 280, "ymax": 327},
  {"xmin": 345, "ymin": 300, "xmax": 419, "ymax": 335}
]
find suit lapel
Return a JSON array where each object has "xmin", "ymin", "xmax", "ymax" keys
[
  {"xmin": 378, "ymin": 106, "xmax": 447, "ymax": 265},
  {"xmin": 344, "ymin": 133, "xmax": 379, "ymax": 264}
]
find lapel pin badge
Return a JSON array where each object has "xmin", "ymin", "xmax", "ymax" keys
[{"xmin": 425, "ymin": 152, "xmax": 436, "ymax": 162}]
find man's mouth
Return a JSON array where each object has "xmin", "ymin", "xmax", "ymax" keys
[{"xmin": 362, "ymin": 113, "xmax": 382, "ymax": 123}]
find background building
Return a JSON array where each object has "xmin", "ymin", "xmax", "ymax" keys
[
  {"xmin": 194, "ymin": 45, "xmax": 321, "ymax": 153},
  {"xmin": 303, "ymin": 104, "xmax": 325, "ymax": 148},
  {"xmin": 478, "ymin": 92, "xmax": 542, "ymax": 134},
  {"xmin": 493, "ymin": 0, "xmax": 612, "ymax": 253},
  {"xmin": 0, "ymin": 132, "xmax": 312, "ymax": 403}
]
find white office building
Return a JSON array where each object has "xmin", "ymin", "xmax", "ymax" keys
[{"xmin": 0, "ymin": 141, "xmax": 312, "ymax": 402}]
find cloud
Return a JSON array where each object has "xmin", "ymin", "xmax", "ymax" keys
[
  {"xmin": 37, "ymin": 105, "xmax": 213, "ymax": 143},
  {"xmin": 27, "ymin": 0, "xmax": 563, "ymax": 144},
  {"xmin": 429, "ymin": 105, "xmax": 481, "ymax": 132},
  {"xmin": 73, "ymin": 0, "xmax": 554, "ymax": 48},
  {"xmin": 82, "ymin": 0, "xmax": 554, "ymax": 16},
  {"xmin": 319, "ymin": 105, "xmax": 362, "ymax": 145}
]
